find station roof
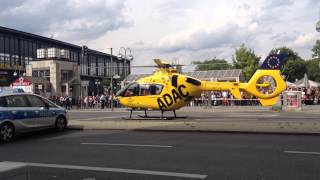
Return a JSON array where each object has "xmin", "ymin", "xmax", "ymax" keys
[{"xmin": 0, "ymin": 26, "xmax": 117, "ymax": 58}]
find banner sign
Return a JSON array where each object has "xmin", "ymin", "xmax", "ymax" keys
[{"xmin": 12, "ymin": 77, "xmax": 32, "ymax": 86}]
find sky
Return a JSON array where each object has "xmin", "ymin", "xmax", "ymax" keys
[{"xmin": 1, "ymin": 0, "xmax": 320, "ymax": 73}]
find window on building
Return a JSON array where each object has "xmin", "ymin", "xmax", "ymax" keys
[
  {"xmin": 0, "ymin": 35, "xmax": 4, "ymax": 53},
  {"xmin": 0, "ymin": 35, "xmax": 4, "ymax": 65},
  {"xmin": 98, "ymin": 56, "xmax": 104, "ymax": 76},
  {"xmin": 61, "ymin": 70, "xmax": 73, "ymax": 82},
  {"xmin": 90, "ymin": 56, "xmax": 97, "ymax": 76},
  {"xmin": 32, "ymin": 69, "xmax": 50, "ymax": 81},
  {"xmin": 33, "ymin": 84, "xmax": 44, "ymax": 95},
  {"xmin": 0, "ymin": 96, "xmax": 7, "ymax": 107},
  {"xmin": 4, "ymin": 36, "xmax": 10, "ymax": 66}
]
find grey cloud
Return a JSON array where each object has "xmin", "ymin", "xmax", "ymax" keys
[
  {"xmin": 0, "ymin": 0, "xmax": 24, "ymax": 11},
  {"xmin": 155, "ymin": 0, "xmax": 196, "ymax": 20},
  {"xmin": 0, "ymin": 0, "xmax": 130, "ymax": 41},
  {"xmin": 263, "ymin": 0, "xmax": 295, "ymax": 10},
  {"xmin": 270, "ymin": 32, "xmax": 299, "ymax": 42},
  {"xmin": 159, "ymin": 24, "xmax": 256, "ymax": 53}
]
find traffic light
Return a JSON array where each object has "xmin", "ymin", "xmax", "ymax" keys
[
  {"xmin": 82, "ymin": 45, "xmax": 88, "ymax": 56},
  {"xmin": 113, "ymin": 85, "xmax": 117, "ymax": 91}
]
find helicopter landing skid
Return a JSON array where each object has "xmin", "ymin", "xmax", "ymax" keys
[
  {"xmin": 124, "ymin": 109, "xmax": 187, "ymax": 120},
  {"xmin": 124, "ymin": 116, "xmax": 174, "ymax": 120}
]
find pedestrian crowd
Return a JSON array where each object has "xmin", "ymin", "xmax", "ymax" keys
[
  {"xmin": 81, "ymin": 93, "xmax": 119, "ymax": 109},
  {"xmin": 189, "ymin": 91, "xmax": 259, "ymax": 107},
  {"xmin": 48, "ymin": 96, "xmax": 73, "ymax": 110},
  {"xmin": 48, "ymin": 93, "xmax": 120, "ymax": 110},
  {"xmin": 286, "ymin": 87, "xmax": 320, "ymax": 105}
]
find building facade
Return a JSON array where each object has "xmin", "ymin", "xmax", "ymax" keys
[{"xmin": 0, "ymin": 26, "xmax": 131, "ymax": 96}]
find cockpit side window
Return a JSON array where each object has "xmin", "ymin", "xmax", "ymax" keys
[
  {"xmin": 118, "ymin": 83, "xmax": 164, "ymax": 97},
  {"xmin": 123, "ymin": 83, "xmax": 139, "ymax": 97}
]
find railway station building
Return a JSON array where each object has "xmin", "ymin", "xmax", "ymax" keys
[{"xmin": 0, "ymin": 26, "xmax": 131, "ymax": 99}]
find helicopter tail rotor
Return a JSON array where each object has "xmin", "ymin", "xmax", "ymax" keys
[{"xmin": 241, "ymin": 69, "xmax": 286, "ymax": 106}]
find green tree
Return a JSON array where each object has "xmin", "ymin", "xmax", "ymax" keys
[
  {"xmin": 306, "ymin": 58, "xmax": 320, "ymax": 82},
  {"xmin": 312, "ymin": 40, "xmax": 320, "ymax": 58},
  {"xmin": 270, "ymin": 47, "xmax": 306, "ymax": 82},
  {"xmin": 282, "ymin": 60, "xmax": 306, "ymax": 82},
  {"xmin": 193, "ymin": 58, "xmax": 232, "ymax": 71},
  {"xmin": 232, "ymin": 44, "xmax": 260, "ymax": 81}
]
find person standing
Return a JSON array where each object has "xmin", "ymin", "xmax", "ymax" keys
[{"xmin": 100, "ymin": 93, "xmax": 106, "ymax": 109}]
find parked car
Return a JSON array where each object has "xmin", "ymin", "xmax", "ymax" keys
[{"xmin": 0, "ymin": 89, "xmax": 68, "ymax": 142}]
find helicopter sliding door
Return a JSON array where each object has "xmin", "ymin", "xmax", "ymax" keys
[{"xmin": 117, "ymin": 83, "xmax": 163, "ymax": 109}]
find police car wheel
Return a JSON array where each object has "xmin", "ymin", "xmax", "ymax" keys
[
  {"xmin": 55, "ymin": 117, "xmax": 66, "ymax": 131},
  {"xmin": 0, "ymin": 124, "xmax": 14, "ymax": 142}
]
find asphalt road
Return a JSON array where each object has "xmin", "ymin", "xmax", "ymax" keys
[
  {"xmin": 1, "ymin": 130, "xmax": 320, "ymax": 179},
  {"xmin": 68, "ymin": 110, "xmax": 320, "ymax": 122}
]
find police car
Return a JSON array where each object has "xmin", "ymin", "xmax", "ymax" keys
[{"xmin": 0, "ymin": 88, "xmax": 68, "ymax": 142}]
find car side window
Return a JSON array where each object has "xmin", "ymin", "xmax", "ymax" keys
[
  {"xmin": 5, "ymin": 95, "xmax": 29, "ymax": 107},
  {"xmin": 26, "ymin": 95, "xmax": 47, "ymax": 107},
  {"xmin": 43, "ymin": 99, "xmax": 58, "ymax": 108}
]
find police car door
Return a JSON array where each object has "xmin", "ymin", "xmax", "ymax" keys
[
  {"xmin": 25, "ymin": 95, "xmax": 51, "ymax": 127},
  {"xmin": 5, "ymin": 95, "xmax": 38, "ymax": 129}
]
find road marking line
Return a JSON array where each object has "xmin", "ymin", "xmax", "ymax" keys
[
  {"xmin": 284, "ymin": 150, "xmax": 320, "ymax": 155},
  {"xmin": 69, "ymin": 111, "xmax": 127, "ymax": 113},
  {"xmin": 71, "ymin": 116, "xmax": 127, "ymax": 121},
  {"xmin": 225, "ymin": 114, "xmax": 278, "ymax": 117},
  {"xmin": 81, "ymin": 142, "xmax": 173, "ymax": 148},
  {"xmin": 4, "ymin": 161, "xmax": 207, "ymax": 179}
]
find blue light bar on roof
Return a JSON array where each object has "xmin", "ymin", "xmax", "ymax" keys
[{"xmin": 0, "ymin": 87, "xmax": 25, "ymax": 94}]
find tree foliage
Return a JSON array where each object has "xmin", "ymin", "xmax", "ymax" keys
[
  {"xmin": 306, "ymin": 58, "xmax": 320, "ymax": 82},
  {"xmin": 282, "ymin": 60, "xmax": 306, "ymax": 82},
  {"xmin": 312, "ymin": 40, "xmax": 320, "ymax": 58},
  {"xmin": 193, "ymin": 58, "xmax": 232, "ymax": 71},
  {"xmin": 232, "ymin": 44, "xmax": 260, "ymax": 81}
]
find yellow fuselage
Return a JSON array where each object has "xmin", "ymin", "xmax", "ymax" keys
[{"xmin": 116, "ymin": 69, "xmax": 286, "ymax": 110}]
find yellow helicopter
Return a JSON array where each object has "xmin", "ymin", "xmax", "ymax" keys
[{"xmin": 116, "ymin": 51, "xmax": 287, "ymax": 119}]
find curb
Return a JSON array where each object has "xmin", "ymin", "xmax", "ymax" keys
[{"xmin": 67, "ymin": 126, "xmax": 320, "ymax": 135}]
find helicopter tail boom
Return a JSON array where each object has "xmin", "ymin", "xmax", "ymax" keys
[{"xmin": 200, "ymin": 81, "xmax": 245, "ymax": 99}]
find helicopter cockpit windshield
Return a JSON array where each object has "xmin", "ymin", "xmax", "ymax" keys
[{"xmin": 116, "ymin": 83, "xmax": 164, "ymax": 97}]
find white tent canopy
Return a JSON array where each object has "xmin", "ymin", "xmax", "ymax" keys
[
  {"xmin": 286, "ymin": 81, "xmax": 296, "ymax": 87},
  {"xmin": 288, "ymin": 74, "xmax": 320, "ymax": 88}
]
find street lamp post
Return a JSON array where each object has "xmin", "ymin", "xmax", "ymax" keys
[
  {"xmin": 110, "ymin": 48, "xmax": 114, "ymax": 112},
  {"xmin": 118, "ymin": 47, "xmax": 133, "ymax": 84}
]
